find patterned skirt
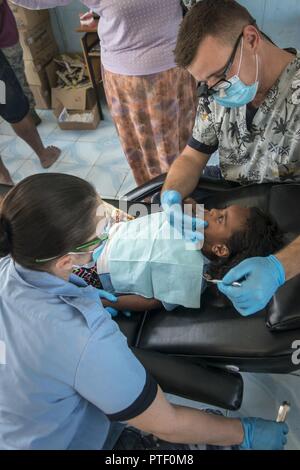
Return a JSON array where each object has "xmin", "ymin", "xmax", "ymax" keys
[{"xmin": 102, "ymin": 66, "xmax": 197, "ymax": 186}]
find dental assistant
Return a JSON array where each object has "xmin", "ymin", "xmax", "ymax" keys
[
  {"xmin": 162, "ymin": 0, "xmax": 300, "ymax": 316},
  {"xmin": 0, "ymin": 173, "xmax": 288, "ymax": 450}
]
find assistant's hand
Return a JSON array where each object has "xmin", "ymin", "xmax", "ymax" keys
[
  {"xmin": 98, "ymin": 289, "xmax": 118, "ymax": 303},
  {"xmin": 161, "ymin": 190, "xmax": 207, "ymax": 243},
  {"xmin": 218, "ymin": 255, "xmax": 285, "ymax": 316},
  {"xmin": 240, "ymin": 417, "xmax": 289, "ymax": 450},
  {"xmin": 105, "ymin": 307, "xmax": 131, "ymax": 318}
]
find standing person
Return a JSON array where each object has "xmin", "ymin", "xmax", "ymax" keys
[
  {"xmin": 11, "ymin": 0, "xmax": 198, "ymax": 186},
  {"xmin": 0, "ymin": 173, "xmax": 288, "ymax": 450},
  {"xmin": 160, "ymin": 0, "xmax": 300, "ymax": 315},
  {"xmin": 0, "ymin": 50, "xmax": 61, "ymax": 184},
  {"xmin": 0, "ymin": 0, "xmax": 41, "ymax": 125}
]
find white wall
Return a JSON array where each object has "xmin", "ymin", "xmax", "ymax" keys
[{"xmin": 49, "ymin": 0, "xmax": 300, "ymax": 54}]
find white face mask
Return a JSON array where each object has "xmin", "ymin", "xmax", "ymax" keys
[{"xmin": 72, "ymin": 259, "xmax": 96, "ymax": 270}]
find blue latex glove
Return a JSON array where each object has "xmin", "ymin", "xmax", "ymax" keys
[
  {"xmin": 240, "ymin": 417, "xmax": 289, "ymax": 450},
  {"xmin": 105, "ymin": 306, "xmax": 119, "ymax": 317},
  {"xmin": 105, "ymin": 307, "xmax": 131, "ymax": 318},
  {"xmin": 161, "ymin": 190, "xmax": 207, "ymax": 243},
  {"xmin": 98, "ymin": 290, "xmax": 131, "ymax": 318},
  {"xmin": 98, "ymin": 289, "xmax": 118, "ymax": 303},
  {"xmin": 218, "ymin": 255, "xmax": 285, "ymax": 316}
]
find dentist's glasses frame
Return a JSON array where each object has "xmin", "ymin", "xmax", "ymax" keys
[{"xmin": 35, "ymin": 234, "xmax": 108, "ymax": 264}]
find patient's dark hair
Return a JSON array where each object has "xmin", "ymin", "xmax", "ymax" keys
[
  {"xmin": 208, "ymin": 207, "xmax": 284, "ymax": 280},
  {"xmin": 0, "ymin": 173, "xmax": 98, "ymax": 270}
]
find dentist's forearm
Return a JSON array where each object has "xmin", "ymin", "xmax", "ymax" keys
[
  {"xmin": 162, "ymin": 146, "xmax": 210, "ymax": 200},
  {"xmin": 10, "ymin": 0, "xmax": 72, "ymax": 9},
  {"xmin": 276, "ymin": 235, "xmax": 300, "ymax": 281}
]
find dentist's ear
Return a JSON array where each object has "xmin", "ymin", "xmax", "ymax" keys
[
  {"xmin": 244, "ymin": 24, "xmax": 260, "ymax": 51},
  {"xmin": 211, "ymin": 243, "xmax": 230, "ymax": 258}
]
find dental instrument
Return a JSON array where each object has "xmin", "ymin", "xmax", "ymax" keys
[{"xmin": 203, "ymin": 274, "xmax": 242, "ymax": 288}]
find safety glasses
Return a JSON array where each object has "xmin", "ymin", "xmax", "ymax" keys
[{"xmin": 35, "ymin": 234, "xmax": 109, "ymax": 263}]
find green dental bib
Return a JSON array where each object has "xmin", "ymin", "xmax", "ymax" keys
[{"xmin": 108, "ymin": 212, "xmax": 204, "ymax": 308}]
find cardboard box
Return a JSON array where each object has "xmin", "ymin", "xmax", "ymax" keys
[
  {"xmin": 51, "ymin": 84, "xmax": 93, "ymax": 111},
  {"xmin": 55, "ymin": 98, "xmax": 100, "ymax": 131},
  {"xmin": 46, "ymin": 59, "xmax": 93, "ymax": 110},
  {"xmin": 19, "ymin": 20, "xmax": 58, "ymax": 62},
  {"xmin": 22, "ymin": 41, "xmax": 58, "ymax": 69},
  {"xmin": 30, "ymin": 84, "xmax": 51, "ymax": 110},
  {"xmin": 9, "ymin": 3, "xmax": 49, "ymax": 30},
  {"xmin": 24, "ymin": 60, "xmax": 50, "ymax": 88}
]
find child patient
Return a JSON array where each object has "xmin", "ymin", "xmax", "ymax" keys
[{"xmin": 88, "ymin": 204, "xmax": 283, "ymax": 313}]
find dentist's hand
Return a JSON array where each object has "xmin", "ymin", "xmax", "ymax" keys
[
  {"xmin": 161, "ymin": 190, "xmax": 207, "ymax": 243},
  {"xmin": 240, "ymin": 417, "xmax": 289, "ymax": 450},
  {"xmin": 218, "ymin": 255, "xmax": 285, "ymax": 316}
]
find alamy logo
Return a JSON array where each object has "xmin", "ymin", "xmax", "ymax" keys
[
  {"xmin": 0, "ymin": 80, "xmax": 5, "ymax": 104},
  {"xmin": 291, "ymin": 340, "xmax": 300, "ymax": 365},
  {"xmin": 0, "ymin": 340, "xmax": 6, "ymax": 365}
]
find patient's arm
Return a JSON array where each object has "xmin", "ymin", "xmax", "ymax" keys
[{"xmin": 102, "ymin": 295, "xmax": 162, "ymax": 312}]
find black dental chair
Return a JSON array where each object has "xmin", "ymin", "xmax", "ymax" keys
[
  {"xmin": 109, "ymin": 176, "xmax": 300, "ymax": 411},
  {"xmin": 1, "ymin": 177, "xmax": 299, "ymax": 412}
]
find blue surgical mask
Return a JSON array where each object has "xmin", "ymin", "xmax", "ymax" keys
[
  {"xmin": 213, "ymin": 38, "xmax": 259, "ymax": 108},
  {"xmin": 92, "ymin": 243, "xmax": 106, "ymax": 263}
]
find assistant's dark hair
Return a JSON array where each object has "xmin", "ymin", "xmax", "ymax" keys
[
  {"xmin": 208, "ymin": 207, "xmax": 284, "ymax": 280},
  {"xmin": 175, "ymin": 0, "xmax": 257, "ymax": 68},
  {"xmin": 0, "ymin": 173, "xmax": 98, "ymax": 270}
]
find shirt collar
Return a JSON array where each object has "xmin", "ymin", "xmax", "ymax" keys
[
  {"xmin": 264, "ymin": 49, "xmax": 300, "ymax": 106},
  {"xmin": 8, "ymin": 259, "xmax": 107, "ymax": 329},
  {"xmin": 11, "ymin": 259, "xmax": 98, "ymax": 299}
]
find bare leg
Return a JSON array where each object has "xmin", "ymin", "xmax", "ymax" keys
[
  {"xmin": 11, "ymin": 112, "xmax": 61, "ymax": 168},
  {"xmin": 0, "ymin": 155, "xmax": 14, "ymax": 185},
  {"xmin": 30, "ymin": 109, "xmax": 42, "ymax": 127}
]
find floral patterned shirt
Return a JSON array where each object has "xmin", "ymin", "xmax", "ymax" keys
[{"xmin": 189, "ymin": 50, "xmax": 300, "ymax": 184}]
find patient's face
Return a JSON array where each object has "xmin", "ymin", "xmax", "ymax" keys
[{"xmin": 203, "ymin": 205, "xmax": 251, "ymax": 257}]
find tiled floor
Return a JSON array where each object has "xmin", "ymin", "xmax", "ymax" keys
[
  {"xmin": 0, "ymin": 105, "xmax": 299, "ymax": 449},
  {"xmin": 0, "ymin": 104, "xmax": 136, "ymax": 199}
]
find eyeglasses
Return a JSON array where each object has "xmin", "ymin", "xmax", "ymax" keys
[
  {"xmin": 35, "ymin": 234, "xmax": 109, "ymax": 263},
  {"xmin": 211, "ymin": 32, "xmax": 244, "ymax": 93}
]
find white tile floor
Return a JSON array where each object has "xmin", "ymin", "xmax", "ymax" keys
[
  {"xmin": 0, "ymin": 104, "xmax": 135, "ymax": 199},
  {"xmin": 0, "ymin": 105, "xmax": 299, "ymax": 449}
]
